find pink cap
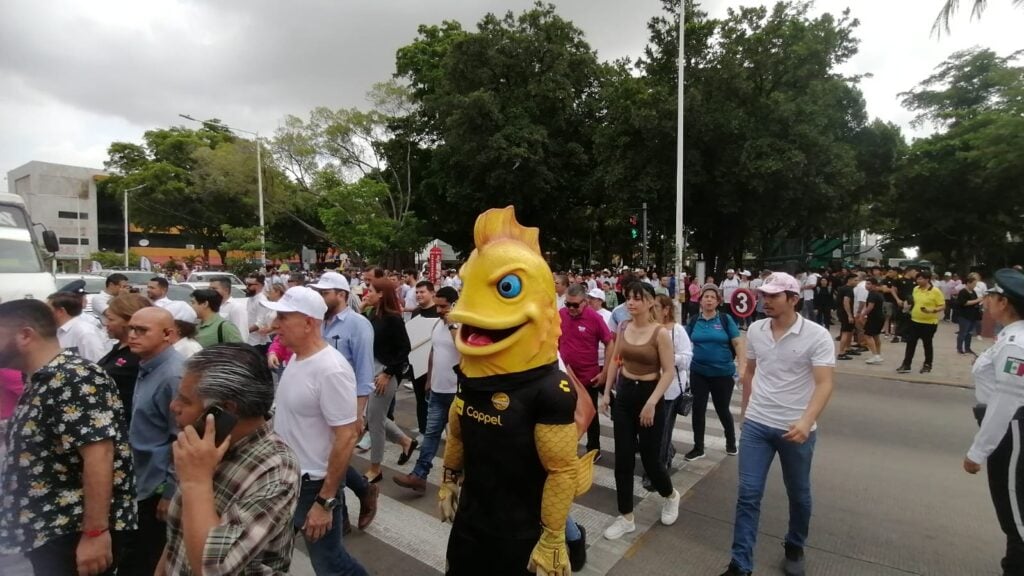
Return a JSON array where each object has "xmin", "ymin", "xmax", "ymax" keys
[{"xmin": 757, "ymin": 272, "xmax": 801, "ymax": 295}]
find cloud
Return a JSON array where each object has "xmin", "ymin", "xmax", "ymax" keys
[{"xmin": 1, "ymin": 0, "xmax": 1021, "ymax": 177}]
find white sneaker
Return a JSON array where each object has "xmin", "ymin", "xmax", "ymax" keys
[
  {"xmin": 403, "ymin": 382, "xmax": 414, "ymax": 391},
  {"xmin": 865, "ymin": 355, "xmax": 884, "ymax": 365},
  {"xmin": 603, "ymin": 515, "xmax": 636, "ymax": 540},
  {"xmin": 660, "ymin": 489, "xmax": 681, "ymax": 525}
]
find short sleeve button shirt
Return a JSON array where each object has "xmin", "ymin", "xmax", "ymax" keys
[{"xmin": 0, "ymin": 351, "xmax": 137, "ymax": 553}]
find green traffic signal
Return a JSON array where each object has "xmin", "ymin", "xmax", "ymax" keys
[{"xmin": 630, "ymin": 228, "xmax": 638, "ymax": 239}]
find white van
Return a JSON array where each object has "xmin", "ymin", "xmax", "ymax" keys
[{"xmin": 0, "ymin": 192, "xmax": 59, "ymax": 303}]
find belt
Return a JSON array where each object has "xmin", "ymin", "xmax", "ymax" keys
[{"xmin": 973, "ymin": 404, "xmax": 1024, "ymax": 426}]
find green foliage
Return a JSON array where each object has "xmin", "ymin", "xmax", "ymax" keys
[
  {"xmin": 890, "ymin": 47, "xmax": 1024, "ymax": 271},
  {"xmin": 318, "ymin": 176, "xmax": 425, "ymax": 265},
  {"xmin": 90, "ymin": 251, "xmax": 140, "ymax": 269}
]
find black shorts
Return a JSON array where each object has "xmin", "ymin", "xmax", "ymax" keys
[
  {"xmin": 864, "ymin": 319, "xmax": 884, "ymax": 337},
  {"xmin": 839, "ymin": 318, "xmax": 855, "ymax": 333}
]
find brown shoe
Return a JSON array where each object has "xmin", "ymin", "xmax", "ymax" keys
[
  {"xmin": 392, "ymin": 472, "xmax": 427, "ymax": 494},
  {"xmin": 358, "ymin": 483, "xmax": 380, "ymax": 530}
]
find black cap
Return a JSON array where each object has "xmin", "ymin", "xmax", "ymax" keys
[
  {"xmin": 58, "ymin": 279, "xmax": 87, "ymax": 295},
  {"xmin": 991, "ymin": 268, "xmax": 1024, "ymax": 301}
]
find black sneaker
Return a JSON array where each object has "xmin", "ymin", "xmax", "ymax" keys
[
  {"xmin": 641, "ymin": 474, "xmax": 654, "ymax": 492},
  {"xmin": 568, "ymin": 523, "xmax": 587, "ymax": 571},
  {"xmin": 783, "ymin": 542, "xmax": 805, "ymax": 576},
  {"xmin": 846, "ymin": 349, "xmax": 862, "ymax": 356},
  {"xmin": 726, "ymin": 444, "xmax": 738, "ymax": 456},
  {"xmin": 684, "ymin": 448, "xmax": 705, "ymax": 461},
  {"xmin": 719, "ymin": 562, "xmax": 752, "ymax": 576},
  {"xmin": 920, "ymin": 364, "xmax": 932, "ymax": 374},
  {"xmin": 896, "ymin": 364, "xmax": 911, "ymax": 374},
  {"xmin": 837, "ymin": 354, "xmax": 853, "ymax": 360}
]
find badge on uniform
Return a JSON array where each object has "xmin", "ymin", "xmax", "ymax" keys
[{"xmin": 1004, "ymin": 357, "xmax": 1024, "ymax": 378}]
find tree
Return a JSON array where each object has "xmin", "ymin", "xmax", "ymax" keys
[
  {"xmin": 617, "ymin": 0, "xmax": 874, "ymax": 274},
  {"xmin": 890, "ymin": 48, "xmax": 1024, "ymax": 271},
  {"xmin": 271, "ymin": 82, "xmax": 429, "ymax": 268},
  {"xmin": 395, "ymin": 2, "xmax": 604, "ymax": 263},
  {"xmin": 933, "ymin": 0, "xmax": 1024, "ymax": 36},
  {"xmin": 102, "ymin": 126, "xmax": 284, "ymax": 265}
]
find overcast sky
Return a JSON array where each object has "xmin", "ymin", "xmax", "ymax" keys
[{"xmin": 1, "ymin": 0, "xmax": 1021, "ymax": 182}]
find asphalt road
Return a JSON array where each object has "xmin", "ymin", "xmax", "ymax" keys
[{"xmin": 607, "ymin": 373, "xmax": 1004, "ymax": 576}]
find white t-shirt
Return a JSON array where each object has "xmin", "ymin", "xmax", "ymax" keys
[
  {"xmin": 853, "ymin": 280, "xmax": 868, "ymax": 311},
  {"xmin": 274, "ymin": 346, "xmax": 358, "ymax": 478},
  {"xmin": 430, "ymin": 321, "xmax": 460, "ymax": 394},
  {"xmin": 92, "ymin": 290, "xmax": 114, "ymax": 317},
  {"xmin": 663, "ymin": 323, "xmax": 693, "ymax": 401},
  {"xmin": 246, "ymin": 293, "xmax": 274, "ymax": 346},
  {"xmin": 173, "ymin": 338, "xmax": 203, "ymax": 359},
  {"xmin": 403, "ymin": 285, "xmax": 418, "ymax": 322},
  {"xmin": 596, "ymin": 308, "xmax": 613, "ymax": 367},
  {"xmin": 744, "ymin": 316, "xmax": 835, "ymax": 432},
  {"xmin": 802, "ymin": 273, "xmax": 819, "ymax": 300},
  {"xmin": 720, "ymin": 277, "xmax": 740, "ymax": 302},
  {"xmin": 976, "ymin": 281, "xmax": 989, "ymax": 298}
]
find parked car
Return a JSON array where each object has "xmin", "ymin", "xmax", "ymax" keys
[{"xmin": 186, "ymin": 271, "xmax": 244, "ymax": 287}]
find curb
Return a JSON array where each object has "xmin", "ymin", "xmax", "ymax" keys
[{"xmin": 834, "ymin": 367, "xmax": 973, "ymax": 389}]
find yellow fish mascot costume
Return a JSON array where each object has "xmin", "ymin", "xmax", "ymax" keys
[{"xmin": 438, "ymin": 207, "xmax": 597, "ymax": 575}]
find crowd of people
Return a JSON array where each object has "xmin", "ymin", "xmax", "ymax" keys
[{"xmin": 4, "ymin": 257, "xmax": 1021, "ymax": 575}]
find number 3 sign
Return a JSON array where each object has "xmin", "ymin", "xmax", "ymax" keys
[{"xmin": 730, "ymin": 288, "xmax": 756, "ymax": 318}]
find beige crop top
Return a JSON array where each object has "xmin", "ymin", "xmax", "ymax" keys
[{"xmin": 618, "ymin": 326, "xmax": 661, "ymax": 375}]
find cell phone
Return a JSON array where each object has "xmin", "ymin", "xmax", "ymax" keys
[{"xmin": 192, "ymin": 405, "xmax": 238, "ymax": 446}]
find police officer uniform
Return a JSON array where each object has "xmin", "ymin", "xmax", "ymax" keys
[{"xmin": 966, "ymin": 268, "xmax": 1024, "ymax": 575}]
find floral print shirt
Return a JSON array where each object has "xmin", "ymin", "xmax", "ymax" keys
[{"xmin": 0, "ymin": 351, "xmax": 137, "ymax": 553}]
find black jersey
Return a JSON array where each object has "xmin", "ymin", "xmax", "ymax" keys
[{"xmin": 452, "ymin": 362, "xmax": 576, "ymax": 540}]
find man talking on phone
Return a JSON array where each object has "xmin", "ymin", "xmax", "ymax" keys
[{"xmin": 157, "ymin": 343, "xmax": 300, "ymax": 575}]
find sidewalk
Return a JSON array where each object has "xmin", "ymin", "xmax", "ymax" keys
[{"xmin": 826, "ymin": 319, "xmax": 987, "ymax": 388}]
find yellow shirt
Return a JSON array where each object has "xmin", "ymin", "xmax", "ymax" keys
[{"xmin": 911, "ymin": 286, "xmax": 945, "ymax": 325}]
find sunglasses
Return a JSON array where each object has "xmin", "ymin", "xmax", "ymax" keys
[{"xmin": 564, "ymin": 302, "xmax": 581, "ymax": 309}]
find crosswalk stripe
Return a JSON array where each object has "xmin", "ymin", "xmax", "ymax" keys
[{"xmin": 362, "ymin": 493, "xmax": 449, "ymax": 573}]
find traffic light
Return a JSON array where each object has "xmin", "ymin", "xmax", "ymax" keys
[{"xmin": 629, "ymin": 215, "xmax": 638, "ymax": 239}]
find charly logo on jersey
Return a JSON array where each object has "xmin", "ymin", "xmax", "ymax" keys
[
  {"xmin": 491, "ymin": 392, "xmax": 510, "ymax": 411},
  {"xmin": 1004, "ymin": 357, "xmax": 1024, "ymax": 378}
]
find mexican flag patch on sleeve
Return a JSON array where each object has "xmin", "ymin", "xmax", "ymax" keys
[{"xmin": 1004, "ymin": 357, "xmax": 1024, "ymax": 377}]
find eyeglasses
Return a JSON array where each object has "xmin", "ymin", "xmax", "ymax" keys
[{"xmin": 564, "ymin": 302, "xmax": 581, "ymax": 309}]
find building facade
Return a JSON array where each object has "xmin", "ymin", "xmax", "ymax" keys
[{"xmin": 7, "ymin": 161, "xmax": 106, "ymax": 270}]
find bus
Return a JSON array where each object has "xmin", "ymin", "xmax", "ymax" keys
[{"xmin": 0, "ymin": 192, "xmax": 59, "ymax": 303}]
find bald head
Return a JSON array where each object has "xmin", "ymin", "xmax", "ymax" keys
[{"xmin": 128, "ymin": 307, "xmax": 176, "ymax": 360}]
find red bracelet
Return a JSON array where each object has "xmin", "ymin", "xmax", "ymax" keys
[{"xmin": 83, "ymin": 527, "xmax": 109, "ymax": 538}]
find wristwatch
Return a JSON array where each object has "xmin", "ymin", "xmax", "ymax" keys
[{"xmin": 315, "ymin": 495, "xmax": 339, "ymax": 511}]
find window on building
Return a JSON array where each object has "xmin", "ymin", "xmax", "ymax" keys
[
  {"xmin": 58, "ymin": 237, "xmax": 89, "ymax": 246},
  {"xmin": 57, "ymin": 211, "xmax": 89, "ymax": 219}
]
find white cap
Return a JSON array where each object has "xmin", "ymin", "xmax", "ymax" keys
[
  {"xmin": 944, "ymin": 271, "xmax": 952, "ymax": 277},
  {"xmin": 261, "ymin": 286, "xmax": 328, "ymax": 319},
  {"xmin": 741, "ymin": 270, "xmax": 752, "ymax": 277},
  {"xmin": 165, "ymin": 300, "xmax": 197, "ymax": 324},
  {"xmin": 726, "ymin": 268, "xmax": 735, "ymax": 274},
  {"xmin": 310, "ymin": 271, "xmax": 351, "ymax": 292},
  {"xmin": 587, "ymin": 288, "xmax": 605, "ymax": 300}
]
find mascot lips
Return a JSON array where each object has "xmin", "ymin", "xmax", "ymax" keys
[{"xmin": 461, "ymin": 323, "xmax": 525, "ymax": 347}]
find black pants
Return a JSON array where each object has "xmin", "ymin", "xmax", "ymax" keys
[
  {"xmin": 413, "ymin": 373, "xmax": 429, "ymax": 434},
  {"xmin": 690, "ymin": 372, "xmax": 737, "ymax": 450},
  {"xmin": 585, "ymin": 384, "xmax": 602, "ymax": 452},
  {"xmin": 28, "ymin": 530, "xmax": 125, "ymax": 575},
  {"xmin": 612, "ymin": 377, "xmax": 673, "ymax": 514},
  {"xmin": 902, "ymin": 322, "xmax": 937, "ymax": 367},
  {"xmin": 117, "ymin": 494, "xmax": 166, "ymax": 576},
  {"xmin": 986, "ymin": 418, "xmax": 1024, "ymax": 575},
  {"xmin": 894, "ymin": 308, "xmax": 911, "ymax": 339}
]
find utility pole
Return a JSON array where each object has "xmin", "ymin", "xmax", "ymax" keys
[{"xmin": 642, "ymin": 201, "xmax": 648, "ymax": 269}]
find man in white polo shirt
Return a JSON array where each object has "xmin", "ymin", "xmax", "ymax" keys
[
  {"xmin": 262, "ymin": 286, "xmax": 367, "ymax": 576},
  {"xmin": 720, "ymin": 272, "xmax": 835, "ymax": 576}
]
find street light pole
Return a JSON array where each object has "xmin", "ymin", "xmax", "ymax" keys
[
  {"xmin": 179, "ymin": 114, "xmax": 266, "ymax": 266},
  {"xmin": 123, "ymin": 184, "xmax": 146, "ymax": 268},
  {"xmin": 675, "ymin": 4, "xmax": 686, "ymax": 289}
]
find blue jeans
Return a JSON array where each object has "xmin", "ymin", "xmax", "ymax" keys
[
  {"xmin": 731, "ymin": 419, "xmax": 816, "ymax": 573},
  {"xmin": 412, "ymin": 391, "xmax": 455, "ymax": 479},
  {"xmin": 294, "ymin": 477, "xmax": 368, "ymax": 576},
  {"xmin": 957, "ymin": 317, "xmax": 978, "ymax": 353},
  {"xmin": 565, "ymin": 515, "xmax": 581, "ymax": 541},
  {"xmin": 341, "ymin": 466, "xmax": 368, "ymax": 522}
]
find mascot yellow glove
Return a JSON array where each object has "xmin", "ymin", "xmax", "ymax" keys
[
  {"xmin": 527, "ymin": 525, "xmax": 571, "ymax": 576},
  {"xmin": 438, "ymin": 468, "xmax": 461, "ymax": 523}
]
